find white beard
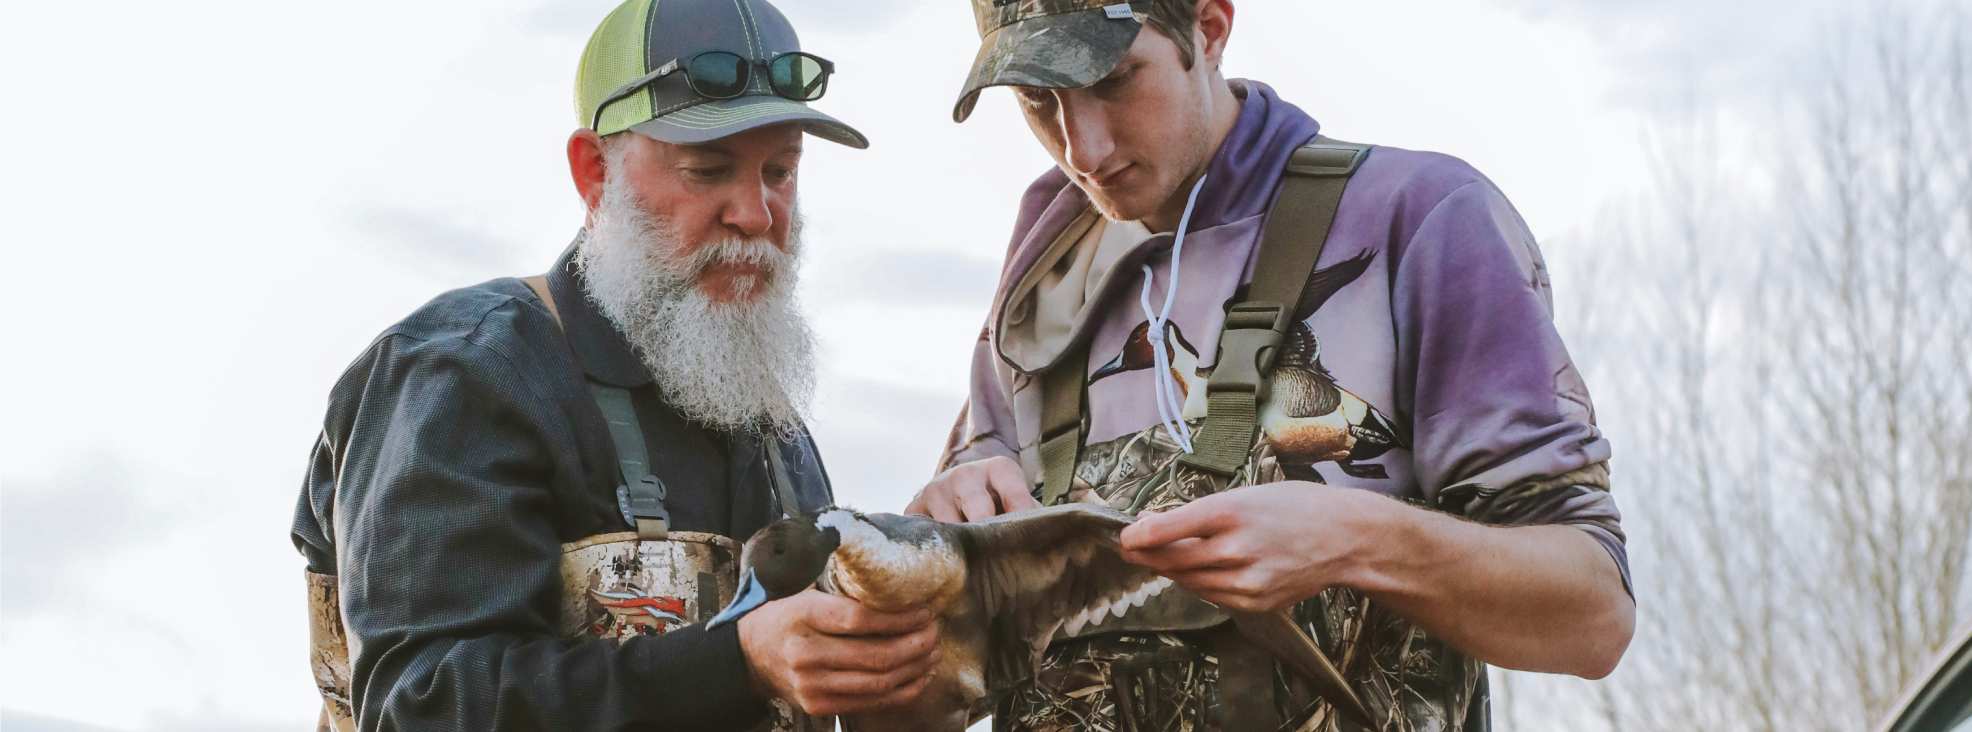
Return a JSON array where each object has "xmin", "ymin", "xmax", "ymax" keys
[{"xmin": 574, "ymin": 171, "xmax": 817, "ymax": 438}]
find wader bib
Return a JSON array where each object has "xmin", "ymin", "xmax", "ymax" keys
[
  {"xmin": 1000, "ymin": 140, "xmax": 1484, "ymax": 732},
  {"xmin": 304, "ymin": 277, "xmax": 822, "ymax": 732}
]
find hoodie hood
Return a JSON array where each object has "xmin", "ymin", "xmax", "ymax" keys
[{"xmin": 990, "ymin": 80, "xmax": 1323, "ymax": 375}]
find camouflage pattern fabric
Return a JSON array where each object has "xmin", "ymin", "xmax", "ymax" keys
[
  {"xmin": 954, "ymin": 0, "xmax": 1147, "ymax": 121},
  {"xmin": 998, "ymin": 427, "xmax": 1485, "ymax": 732},
  {"xmin": 969, "ymin": 0, "xmax": 1138, "ymax": 36}
]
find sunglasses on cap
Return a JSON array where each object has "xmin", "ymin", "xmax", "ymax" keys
[{"xmin": 591, "ymin": 51, "xmax": 835, "ymax": 131}]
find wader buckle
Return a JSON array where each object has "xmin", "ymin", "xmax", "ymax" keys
[{"xmin": 617, "ymin": 475, "xmax": 671, "ymax": 540}]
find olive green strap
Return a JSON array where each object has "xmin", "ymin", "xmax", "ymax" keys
[
  {"xmin": 763, "ymin": 439, "xmax": 803, "ymax": 519},
  {"xmin": 1177, "ymin": 138, "xmax": 1372, "ymax": 478},
  {"xmin": 1037, "ymin": 339, "xmax": 1090, "ymax": 506},
  {"xmin": 589, "ymin": 383, "xmax": 671, "ymax": 540},
  {"xmin": 525, "ymin": 274, "xmax": 670, "ymax": 539}
]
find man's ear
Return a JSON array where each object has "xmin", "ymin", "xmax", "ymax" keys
[
  {"xmin": 1195, "ymin": 0, "xmax": 1234, "ymax": 70},
  {"xmin": 568, "ymin": 129, "xmax": 608, "ymax": 219}
]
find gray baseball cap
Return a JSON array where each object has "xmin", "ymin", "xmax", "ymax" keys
[{"xmin": 577, "ymin": 0, "xmax": 868, "ymax": 148}]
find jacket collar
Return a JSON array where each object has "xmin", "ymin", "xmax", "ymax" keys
[{"xmin": 546, "ymin": 236, "xmax": 655, "ymax": 388}]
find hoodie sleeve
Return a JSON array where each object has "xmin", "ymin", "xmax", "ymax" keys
[
  {"xmin": 1390, "ymin": 179, "xmax": 1630, "ymax": 594},
  {"xmin": 939, "ymin": 325, "xmax": 1023, "ymax": 473},
  {"xmin": 937, "ymin": 170, "xmax": 1073, "ymax": 476}
]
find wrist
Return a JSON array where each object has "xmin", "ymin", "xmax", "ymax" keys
[
  {"xmin": 734, "ymin": 613, "xmax": 779, "ymax": 699},
  {"xmin": 1333, "ymin": 489, "xmax": 1428, "ymax": 596}
]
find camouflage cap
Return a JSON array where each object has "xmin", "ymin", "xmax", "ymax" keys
[{"xmin": 953, "ymin": 0, "xmax": 1149, "ymax": 123}]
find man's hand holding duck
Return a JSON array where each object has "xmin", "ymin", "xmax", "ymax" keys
[
  {"xmin": 735, "ymin": 589, "xmax": 942, "ymax": 717},
  {"xmin": 1119, "ymin": 480, "xmax": 1386, "ymax": 614}
]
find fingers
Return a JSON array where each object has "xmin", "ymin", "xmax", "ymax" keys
[
  {"xmin": 1120, "ymin": 534, "xmax": 1248, "ymax": 574},
  {"xmin": 798, "ymin": 670, "xmax": 936, "ymax": 717},
  {"xmin": 923, "ymin": 494, "xmax": 964, "ymax": 523},
  {"xmin": 776, "ymin": 594, "xmax": 943, "ymax": 716},
  {"xmin": 904, "ymin": 488, "xmax": 963, "ymax": 523},
  {"xmin": 800, "ymin": 622, "xmax": 941, "ymax": 673},
  {"xmin": 903, "ymin": 491, "xmax": 930, "ymax": 517},
  {"xmin": 1169, "ymin": 567, "xmax": 1292, "ymax": 613},
  {"xmin": 908, "ymin": 457, "xmax": 1038, "ymax": 524},
  {"xmin": 1120, "ymin": 497, "xmax": 1242, "ymax": 551},
  {"xmin": 798, "ymin": 590, "xmax": 937, "ymax": 637},
  {"xmin": 958, "ymin": 485, "xmax": 999, "ymax": 523},
  {"xmin": 983, "ymin": 457, "xmax": 1041, "ymax": 513}
]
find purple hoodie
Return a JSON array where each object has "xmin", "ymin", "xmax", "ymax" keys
[{"xmin": 942, "ymin": 80, "xmax": 1627, "ymax": 586}]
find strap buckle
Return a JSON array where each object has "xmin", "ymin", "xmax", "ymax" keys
[
  {"xmin": 1207, "ymin": 302, "xmax": 1289, "ymax": 399},
  {"xmin": 617, "ymin": 475, "xmax": 671, "ymax": 540}
]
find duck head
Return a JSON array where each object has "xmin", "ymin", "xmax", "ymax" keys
[
  {"xmin": 1091, "ymin": 320, "xmax": 1208, "ymax": 421},
  {"xmin": 706, "ymin": 514, "xmax": 840, "ymax": 629},
  {"xmin": 709, "ymin": 508, "xmax": 971, "ymax": 628},
  {"xmin": 1091, "ymin": 320, "xmax": 1202, "ymax": 383}
]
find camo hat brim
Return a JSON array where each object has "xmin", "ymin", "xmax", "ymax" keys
[{"xmin": 953, "ymin": 1, "xmax": 1147, "ymax": 123}]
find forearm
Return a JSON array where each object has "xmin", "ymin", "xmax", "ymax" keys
[
  {"xmin": 356, "ymin": 624, "xmax": 769, "ymax": 730},
  {"xmin": 1343, "ymin": 497, "xmax": 1634, "ymax": 678}
]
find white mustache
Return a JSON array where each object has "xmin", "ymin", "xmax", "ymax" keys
[{"xmin": 680, "ymin": 239, "xmax": 792, "ymax": 278}]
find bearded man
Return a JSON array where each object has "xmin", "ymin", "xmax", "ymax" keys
[{"xmin": 290, "ymin": 1, "xmax": 938, "ymax": 729}]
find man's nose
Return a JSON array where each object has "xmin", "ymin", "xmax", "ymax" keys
[
  {"xmin": 1057, "ymin": 95, "xmax": 1115, "ymax": 178},
  {"xmin": 721, "ymin": 181, "xmax": 775, "ymax": 239}
]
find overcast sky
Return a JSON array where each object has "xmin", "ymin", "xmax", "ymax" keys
[{"xmin": 0, "ymin": 0, "xmax": 1922, "ymax": 728}]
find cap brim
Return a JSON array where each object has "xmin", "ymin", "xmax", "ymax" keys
[
  {"xmin": 629, "ymin": 95, "xmax": 870, "ymax": 149},
  {"xmin": 952, "ymin": 10, "xmax": 1144, "ymax": 123}
]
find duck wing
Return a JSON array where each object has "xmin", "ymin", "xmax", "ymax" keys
[
  {"xmin": 953, "ymin": 504, "xmax": 1376, "ymax": 727},
  {"xmin": 950, "ymin": 504, "xmax": 1170, "ymax": 688},
  {"xmin": 1292, "ymin": 248, "xmax": 1377, "ymax": 321}
]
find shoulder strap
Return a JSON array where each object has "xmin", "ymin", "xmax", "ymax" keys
[
  {"xmin": 524, "ymin": 275, "xmax": 672, "ymax": 539},
  {"xmin": 1177, "ymin": 137, "xmax": 1372, "ymax": 479},
  {"xmin": 1037, "ymin": 341, "xmax": 1089, "ymax": 505},
  {"xmin": 763, "ymin": 439, "xmax": 805, "ymax": 519},
  {"xmin": 1038, "ymin": 139, "xmax": 1372, "ymax": 499}
]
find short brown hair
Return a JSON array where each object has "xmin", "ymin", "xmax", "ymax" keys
[{"xmin": 1142, "ymin": 0, "xmax": 1201, "ymax": 69}]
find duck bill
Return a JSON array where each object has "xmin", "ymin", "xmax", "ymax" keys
[
  {"xmin": 706, "ymin": 569, "xmax": 769, "ymax": 630},
  {"xmin": 1090, "ymin": 351, "xmax": 1132, "ymax": 382}
]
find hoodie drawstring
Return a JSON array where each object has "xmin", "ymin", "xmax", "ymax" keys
[{"xmin": 1138, "ymin": 174, "xmax": 1208, "ymax": 454}]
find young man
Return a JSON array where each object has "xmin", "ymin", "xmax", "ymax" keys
[
  {"xmin": 916, "ymin": 1, "xmax": 1635, "ymax": 728},
  {"xmin": 291, "ymin": 1, "xmax": 938, "ymax": 729}
]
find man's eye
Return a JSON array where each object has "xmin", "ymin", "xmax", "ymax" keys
[
  {"xmin": 1095, "ymin": 68, "xmax": 1133, "ymax": 94},
  {"xmin": 765, "ymin": 166, "xmax": 795, "ymax": 184},
  {"xmin": 684, "ymin": 166, "xmax": 730, "ymax": 181}
]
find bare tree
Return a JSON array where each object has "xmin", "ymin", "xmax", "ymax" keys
[{"xmin": 1497, "ymin": 5, "xmax": 1972, "ymax": 730}]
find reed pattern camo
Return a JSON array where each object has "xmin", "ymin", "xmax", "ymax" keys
[{"xmin": 998, "ymin": 428, "xmax": 1485, "ymax": 732}]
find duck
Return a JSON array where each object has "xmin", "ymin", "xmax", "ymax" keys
[
  {"xmin": 1090, "ymin": 248, "xmax": 1410, "ymax": 481},
  {"xmin": 708, "ymin": 504, "xmax": 1372, "ymax": 730}
]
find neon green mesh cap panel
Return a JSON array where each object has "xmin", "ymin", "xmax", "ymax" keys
[{"xmin": 576, "ymin": 0, "xmax": 655, "ymax": 137}]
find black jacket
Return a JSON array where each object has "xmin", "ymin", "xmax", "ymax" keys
[{"xmin": 291, "ymin": 243, "xmax": 833, "ymax": 730}]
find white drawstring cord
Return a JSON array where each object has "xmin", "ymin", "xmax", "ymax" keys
[{"xmin": 1138, "ymin": 174, "xmax": 1208, "ymax": 453}]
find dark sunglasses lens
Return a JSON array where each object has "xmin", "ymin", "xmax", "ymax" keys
[
  {"xmin": 770, "ymin": 54, "xmax": 829, "ymax": 101},
  {"xmin": 688, "ymin": 52, "xmax": 748, "ymax": 98}
]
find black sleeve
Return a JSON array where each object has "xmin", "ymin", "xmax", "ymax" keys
[{"xmin": 323, "ymin": 326, "xmax": 771, "ymax": 731}]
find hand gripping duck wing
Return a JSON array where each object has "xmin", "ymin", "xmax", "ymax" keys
[{"xmin": 712, "ymin": 504, "xmax": 1371, "ymax": 730}]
